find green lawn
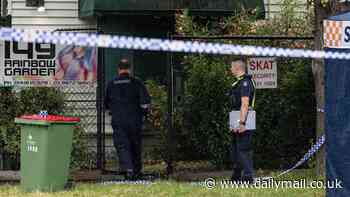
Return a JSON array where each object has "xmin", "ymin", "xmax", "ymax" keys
[
  {"xmin": 0, "ymin": 182, "xmax": 325, "ymax": 197},
  {"xmin": 0, "ymin": 170, "xmax": 326, "ymax": 197}
]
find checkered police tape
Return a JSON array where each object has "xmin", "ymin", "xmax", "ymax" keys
[
  {"xmin": 0, "ymin": 27, "xmax": 349, "ymax": 59},
  {"xmin": 264, "ymin": 134, "xmax": 325, "ymax": 179},
  {"xmin": 259, "ymin": 106, "xmax": 325, "ymax": 180},
  {"xmin": 38, "ymin": 110, "xmax": 48, "ymax": 118},
  {"xmin": 317, "ymin": 108, "xmax": 325, "ymax": 113}
]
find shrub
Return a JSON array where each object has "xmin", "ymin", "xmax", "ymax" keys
[
  {"xmin": 70, "ymin": 125, "xmax": 95, "ymax": 170},
  {"xmin": 145, "ymin": 80, "xmax": 185, "ymax": 162},
  {"xmin": 145, "ymin": 80, "xmax": 168, "ymax": 161},
  {"xmin": 19, "ymin": 87, "xmax": 65, "ymax": 114},
  {"xmin": 0, "ymin": 87, "xmax": 21, "ymax": 169},
  {"xmin": 182, "ymin": 56, "xmax": 233, "ymax": 168}
]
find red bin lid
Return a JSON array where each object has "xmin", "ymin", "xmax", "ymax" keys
[{"xmin": 19, "ymin": 114, "xmax": 80, "ymax": 123}]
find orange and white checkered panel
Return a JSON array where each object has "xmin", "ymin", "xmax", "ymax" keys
[{"xmin": 324, "ymin": 20, "xmax": 342, "ymax": 48}]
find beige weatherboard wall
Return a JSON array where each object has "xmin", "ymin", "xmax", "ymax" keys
[{"xmin": 7, "ymin": 0, "xmax": 96, "ymax": 30}]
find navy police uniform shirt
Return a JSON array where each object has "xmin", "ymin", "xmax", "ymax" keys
[
  {"xmin": 105, "ymin": 73, "xmax": 151, "ymax": 126},
  {"xmin": 229, "ymin": 74, "xmax": 255, "ymax": 110}
]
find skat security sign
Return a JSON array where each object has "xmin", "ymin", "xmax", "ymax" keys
[{"xmin": 247, "ymin": 57, "xmax": 277, "ymax": 89}]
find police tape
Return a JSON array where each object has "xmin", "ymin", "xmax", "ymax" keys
[
  {"xmin": 0, "ymin": 27, "xmax": 350, "ymax": 60},
  {"xmin": 38, "ymin": 110, "xmax": 48, "ymax": 118},
  {"xmin": 263, "ymin": 134, "xmax": 325, "ymax": 179},
  {"xmin": 317, "ymin": 108, "xmax": 325, "ymax": 113}
]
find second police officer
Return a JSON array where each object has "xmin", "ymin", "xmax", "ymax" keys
[{"xmin": 105, "ymin": 59, "xmax": 151, "ymax": 181}]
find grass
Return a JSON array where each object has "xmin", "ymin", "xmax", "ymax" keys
[
  {"xmin": 0, "ymin": 182, "xmax": 325, "ymax": 197},
  {"xmin": 0, "ymin": 170, "xmax": 326, "ymax": 197}
]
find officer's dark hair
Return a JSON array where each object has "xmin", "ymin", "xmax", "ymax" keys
[{"xmin": 118, "ymin": 59, "xmax": 131, "ymax": 70}]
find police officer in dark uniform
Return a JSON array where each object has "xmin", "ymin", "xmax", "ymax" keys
[
  {"xmin": 228, "ymin": 60, "xmax": 256, "ymax": 183},
  {"xmin": 104, "ymin": 59, "xmax": 151, "ymax": 180}
]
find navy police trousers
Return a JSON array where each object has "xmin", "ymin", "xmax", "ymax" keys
[
  {"xmin": 112, "ymin": 124, "xmax": 142, "ymax": 174},
  {"xmin": 231, "ymin": 130, "xmax": 254, "ymax": 181}
]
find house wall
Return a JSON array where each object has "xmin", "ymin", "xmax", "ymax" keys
[
  {"xmin": 8, "ymin": 0, "xmax": 96, "ymax": 30},
  {"xmin": 264, "ymin": 0, "xmax": 310, "ymax": 19}
]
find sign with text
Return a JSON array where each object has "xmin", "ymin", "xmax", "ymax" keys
[
  {"xmin": 0, "ymin": 41, "xmax": 97, "ymax": 87},
  {"xmin": 247, "ymin": 57, "xmax": 277, "ymax": 89}
]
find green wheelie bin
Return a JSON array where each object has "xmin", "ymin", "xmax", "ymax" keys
[{"xmin": 15, "ymin": 114, "xmax": 80, "ymax": 192}]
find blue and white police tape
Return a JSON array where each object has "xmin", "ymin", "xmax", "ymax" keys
[
  {"xmin": 38, "ymin": 110, "xmax": 48, "ymax": 118},
  {"xmin": 263, "ymin": 134, "xmax": 325, "ymax": 179},
  {"xmin": 317, "ymin": 108, "xmax": 325, "ymax": 113},
  {"xmin": 0, "ymin": 27, "xmax": 350, "ymax": 60}
]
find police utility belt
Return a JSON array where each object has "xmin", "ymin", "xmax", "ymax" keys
[{"xmin": 229, "ymin": 76, "xmax": 256, "ymax": 130}]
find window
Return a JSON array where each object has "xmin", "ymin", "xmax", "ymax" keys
[{"xmin": 25, "ymin": 0, "xmax": 44, "ymax": 7}]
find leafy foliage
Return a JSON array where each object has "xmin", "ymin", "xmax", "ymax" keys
[
  {"xmin": 145, "ymin": 80, "xmax": 187, "ymax": 162},
  {"xmin": 254, "ymin": 59, "xmax": 315, "ymax": 168},
  {"xmin": 182, "ymin": 56, "xmax": 233, "ymax": 168},
  {"xmin": 19, "ymin": 87, "xmax": 65, "ymax": 115},
  {"xmin": 145, "ymin": 80, "xmax": 169, "ymax": 160},
  {"xmin": 0, "ymin": 87, "xmax": 21, "ymax": 165},
  {"xmin": 70, "ymin": 126, "xmax": 95, "ymax": 170},
  {"xmin": 172, "ymin": 0, "xmax": 316, "ymax": 169}
]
